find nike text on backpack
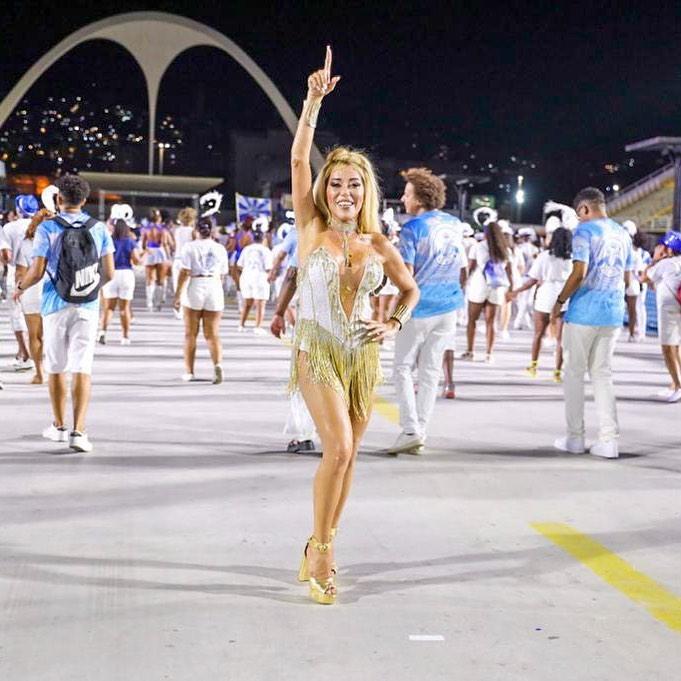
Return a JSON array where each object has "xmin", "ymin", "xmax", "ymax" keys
[{"xmin": 48, "ymin": 216, "xmax": 102, "ymax": 303}]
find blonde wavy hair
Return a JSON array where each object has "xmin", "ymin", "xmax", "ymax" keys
[
  {"xmin": 177, "ymin": 207, "xmax": 197, "ymax": 226},
  {"xmin": 312, "ymin": 147, "xmax": 381, "ymax": 234}
]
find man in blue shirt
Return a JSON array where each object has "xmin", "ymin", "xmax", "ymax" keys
[
  {"xmin": 14, "ymin": 174, "xmax": 114, "ymax": 453},
  {"xmin": 552, "ymin": 187, "xmax": 633, "ymax": 459},
  {"xmin": 388, "ymin": 167, "xmax": 467, "ymax": 454}
]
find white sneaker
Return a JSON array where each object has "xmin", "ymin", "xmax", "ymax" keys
[
  {"xmin": 69, "ymin": 431, "xmax": 93, "ymax": 453},
  {"xmin": 213, "ymin": 364, "xmax": 223, "ymax": 385},
  {"xmin": 42, "ymin": 423, "xmax": 69, "ymax": 443},
  {"xmin": 181, "ymin": 373, "xmax": 195, "ymax": 382},
  {"xmin": 387, "ymin": 431, "xmax": 425, "ymax": 455},
  {"xmin": 666, "ymin": 388, "xmax": 681, "ymax": 403},
  {"xmin": 485, "ymin": 353, "xmax": 495, "ymax": 364},
  {"xmin": 590, "ymin": 440, "xmax": 619, "ymax": 459},
  {"xmin": 500, "ymin": 330, "xmax": 511, "ymax": 341},
  {"xmin": 253, "ymin": 327, "xmax": 268, "ymax": 337},
  {"xmin": 13, "ymin": 357, "xmax": 34, "ymax": 372},
  {"xmin": 237, "ymin": 325, "xmax": 245, "ymax": 333},
  {"xmin": 553, "ymin": 436, "xmax": 586, "ymax": 454},
  {"xmin": 120, "ymin": 338, "xmax": 131, "ymax": 346}
]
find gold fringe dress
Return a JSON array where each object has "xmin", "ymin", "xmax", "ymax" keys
[{"xmin": 289, "ymin": 246, "xmax": 384, "ymax": 421}]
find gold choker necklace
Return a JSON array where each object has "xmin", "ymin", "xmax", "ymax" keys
[{"xmin": 329, "ymin": 219, "xmax": 357, "ymax": 268}]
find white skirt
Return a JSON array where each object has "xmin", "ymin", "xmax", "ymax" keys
[
  {"xmin": 467, "ymin": 270, "xmax": 507, "ymax": 306},
  {"xmin": 658, "ymin": 302, "xmax": 681, "ymax": 346},
  {"xmin": 240, "ymin": 271, "xmax": 270, "ymax": 300},
  {"xmin": 21, "ymin": 278, "xmax": 45, "ymax": 315},
  {"xmin": 534, "ymin": 281, "xmax": 565, "ymax": 314}
]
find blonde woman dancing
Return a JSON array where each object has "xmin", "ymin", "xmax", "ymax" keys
[{"xmin": 290, "ymin": 47, "xmax": 419, "ymax": 604}]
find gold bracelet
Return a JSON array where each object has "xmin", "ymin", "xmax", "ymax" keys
[
  {"xmin": 302, "ymin": 97, "xmax": 322, "ymax": 128},
  {"xmin": 389, "ymin": 303, "xmax": 410, "ymax": 330}
]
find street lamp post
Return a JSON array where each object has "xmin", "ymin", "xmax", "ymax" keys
[
  {"xmin": 158, "ymin": 143, "xmax": 170, "ymax": 175},
  {"xmin": 515, "ymin": 175, "xmax": 525, "ymax": 223}
]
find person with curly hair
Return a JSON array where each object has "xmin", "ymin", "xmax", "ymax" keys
[
  {"xmin": 389, "ymin": 167, "xmax": 467, "ymax": 451},
  {"xmin": 290, "ymin": 47, "xmax": 419, "ymax": 604}
]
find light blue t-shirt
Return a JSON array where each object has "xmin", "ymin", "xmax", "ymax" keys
[
  {"xmin": 399, "ymin": 210, "xmax": 466, "ymax": 318},
  {"xmin": 32, "ymin": 211, "xmax": 114, "ymax": 316},
  {"xmin": 565, "ymin": 218, "xmax": 634, "ymax": 327}
]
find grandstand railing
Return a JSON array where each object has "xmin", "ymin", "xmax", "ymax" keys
[{"xmin": 607, "ymin": 163, "xmax": 674, "ymax": 213}]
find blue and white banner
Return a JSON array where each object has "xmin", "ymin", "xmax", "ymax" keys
[{"xmin": 235, "ymin": 193, "xmax": 272, "ymax": 223}]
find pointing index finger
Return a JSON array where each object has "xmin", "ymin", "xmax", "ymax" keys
[{"xmin": 325, "ymin": 45, "xmax": 332, "ymax": 77}]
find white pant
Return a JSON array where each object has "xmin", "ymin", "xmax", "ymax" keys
[
  {"xmin": 393, "ymin": 311, "xmax": 457, "ymax": 436},
  {"xmin": 636, "ymin": 283, "xmax": 648, "ymax": 337},
  {"xmin": 562, "ymin": 323, "xmax": 620, "ymax": 442}
]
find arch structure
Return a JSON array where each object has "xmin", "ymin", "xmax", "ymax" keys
[{"xmin": 0, "ymin": 12, "xmax": 323, "ymax": 174}]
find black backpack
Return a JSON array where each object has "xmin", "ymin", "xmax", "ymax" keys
[{"xmin": 48, "ymin": 215, "xmax": 102, "ymax": 304}]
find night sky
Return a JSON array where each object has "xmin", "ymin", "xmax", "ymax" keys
[{"xmin": 3, "ymin": 1, "xmax": 681, "ymax": 218}]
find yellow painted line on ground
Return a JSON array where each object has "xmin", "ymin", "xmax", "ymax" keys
[
  {"xmin": 374, "ymin": 395, "xmax": 399, "ymax": 425},
  {"xmin": 532, "ymin": 522, "xmax": 681, "ymax": 634}
]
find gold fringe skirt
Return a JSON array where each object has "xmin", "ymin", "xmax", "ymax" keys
[{"xmin": 289, "ymin": 319, "xmax": 382, "ymax": 422}]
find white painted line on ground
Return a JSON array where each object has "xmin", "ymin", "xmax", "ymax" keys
[{"xmin": 409, "ymin": 635, "xmax": 445, "ymax": 642}]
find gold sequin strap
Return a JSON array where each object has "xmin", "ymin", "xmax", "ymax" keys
[{"xmin": 302, "ymin": 98, "xmax": 322, "ymax": 128}]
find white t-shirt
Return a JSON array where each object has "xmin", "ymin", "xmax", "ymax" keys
[
  {"xmin": 180, "ymin": 238, "xmax": 229, "ymax": 276},
  {"xmin": 528, "ymin": 250, "xmax": 573, "ymax": 284},
  {"xmin": 517, "ymin": 241, "xmax": 539, "ymax": 273},
  {"xmin": 1, "ymin": 218, "xmax": 31, "ymax": 265},
  {"xmin": 173, "ymin": 226, "xmax": 194, "ymax": 259},
  {"xmin": 15, "ymin": 237, "xmax": 35, "ymax": 268},
  {"xmin": 648, "ymin": 256, "xmax": 681, "ymax": 310},
  {"xmin": 237, "ymin": 243, "xmax": 273, "ymax": 274}
]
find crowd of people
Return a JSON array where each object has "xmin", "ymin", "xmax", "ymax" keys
[{"xmin": 2, "ymin": 47, "xmax": 681, "ymax": 606}]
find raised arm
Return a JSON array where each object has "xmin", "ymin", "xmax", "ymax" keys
[{"xmin": 291, "ymin": 46, "xmax": 340, "ymax": 229}]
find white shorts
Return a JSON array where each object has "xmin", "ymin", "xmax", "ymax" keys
[
  {"xmin": 658, "ymin": 303, "xmax": 681, "ymax": 346},
  {"xmin": 183, "ymin": 277, "xmax": 224, "ymax": 312},
  {"xmin": 467, "ymin": 271, "xmax": 507, "ymax": 306},
  {"xmin": 145, "ymin": 247, "xmax": 168, "ymax": 266},
  {"xmin": 102, "ymin": 270, "xmax": 136, "ymax": 301},
  {"xmin": 534, "ymin": 281, "xmax": 565, "ymax": 315},
  {"xmin": 240, "ymin": 272, "xmax": 270, "ymax": 300},
  {"xmin": 20, "ymin": 279, "xmax": 44, "ymax": 315},
  {"xmin": 43, "ymin": 305, "xmax": 99, "ymax": 375},
  {"xmin": 626, "ymin": 279, "xmax": 641, "ymax": 297}
]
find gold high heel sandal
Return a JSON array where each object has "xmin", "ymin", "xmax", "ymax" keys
[
  {"xmin": 306, "ymin": 536, "xmax": 336, "ymax": 605},
  {"xmin": 298, "ymin": 527, "xmax": 338, "ymax": 582}
]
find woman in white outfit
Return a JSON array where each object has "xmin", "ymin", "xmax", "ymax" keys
[
  {"xmin": 99, "ymin": 219, "xmax": 142, "ymax": 345},
  {"xmin": 509, "ymin": 226, "xmax": 572, "ymax": 381},
  {"xmin": 237, "ymin": 229, "xmax": 273, "ymax": 334},
  {"xmin": 14, "ymin": 208, "xmax": 52, "ymax": 384},
  {"xmin": 463, "ymin": 221, "xmax": 513, "ymax": 362},
  {"xmin": 631, "ymin": 230, "xmax": 652, "ymax": 341},
  {"xmin": 172, "ymin": 207, "xmax": 197, "ymax": 297},
  {"xmin": 174, "ymin": 217, "xmax": 229, "ymax": 384}
]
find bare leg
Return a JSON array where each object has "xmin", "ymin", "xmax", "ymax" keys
[
  {"xmin": 555, "ymin": 317, "xmax": 565, "ymax": 371},
  {"xmin": 240, "ymin": 299, "xmax": 254, "ymax": 327},
  {"xmin": 101, "ymin": 298, "xmax": 117, "ymax": 332},
  {"xmin": 531, "ymin": 311, "xmax": 550, "ymax": 363},
  {"xmin": 466, "ymin": 302, "xmax": 485, "ymax": 353},
  {"xmin": 202, "ymin": 311, "xmax": 223, "ymax": 365},
  {"xmin": 25, "ymin": 314, "xmax": 44, "ymax": 384},
  {"xmin": 254, "ymin": 300, "xmax": 266, "ymax": 328},
  {"xmin": 72, "ymin": 373, "xmax": 91, "ymax": 433},
  {"xmin": 183, "ymin": 308, "xmax": 201, "ymax": 374},
  {"xmin": 331, "ymin": 411, "xmax": 371, "ymax": 529},
  {"xmin": 661, "ymin": 345, "xmax": 681, "ymax": 389},
  {"xmin": 48, "ymin": 373, "xmax": 67, "ymax": 427},
  {"xmin": 484, "ymin": 303, "xmax": 498, "ymax": 355},
  {"xmin": 298, "ymin": 354, "xmax": 354, "ymax": 585},
  {"xmin": 14, "ymin": 330, "xmax": 30, "ymax": 361},
  {"xmin": 442, "ymin": 349, "xmax": 454, "ymax": 386},
  {"xmin": 626, "ymin": 295, "xmax": 637, "ymax": 338},
  {"xmin": 119, "ymin": 300, "xmax": 131, "ymax": 339}
]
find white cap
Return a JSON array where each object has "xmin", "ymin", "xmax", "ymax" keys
[
  {"xmin": 517, "ymin": 227, "xmax": 535, "ymax": 238},
  {"xmin": 622, "ymin": 220, "xmax": 637, "ymax": 236},
  {"xmin": 474, "ymin": 232, "xmax": 485, "ymax": 241}
]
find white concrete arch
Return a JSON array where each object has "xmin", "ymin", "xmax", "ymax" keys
[{"xmin": 0, "ymin": 12, "xmax": 323, "ymax": 174}]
